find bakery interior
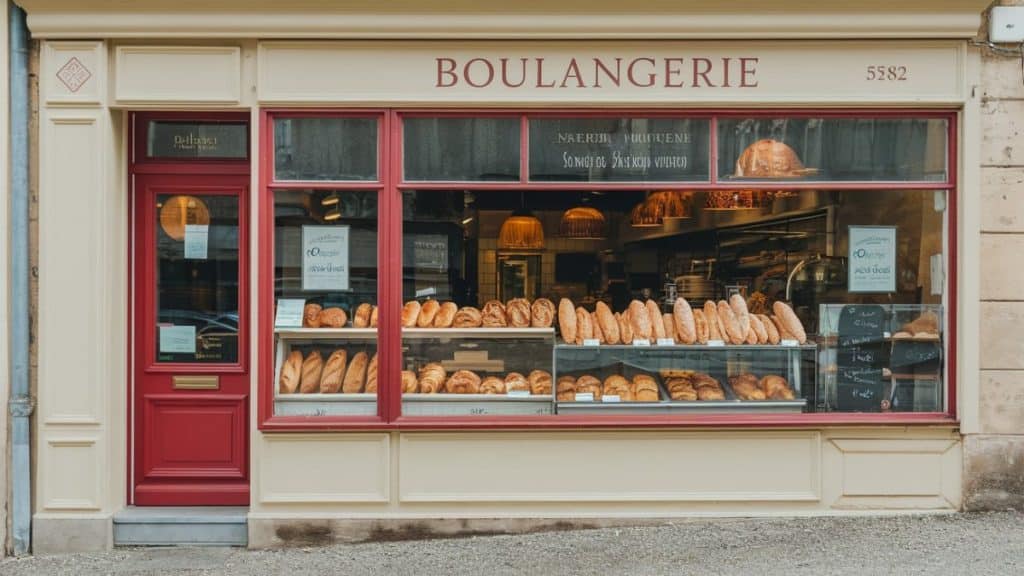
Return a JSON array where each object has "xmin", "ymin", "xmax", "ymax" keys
[{"xmin": 272, "ymin": 117, "xmax": 949, "ymax": 416}]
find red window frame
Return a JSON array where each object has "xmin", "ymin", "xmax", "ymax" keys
[{"xmin": 258, "ymin": 107, "xmax": 958, "ymax": 431}]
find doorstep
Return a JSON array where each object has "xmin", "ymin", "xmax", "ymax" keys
[{"xmin": 112, "ymin": 507, "xmax": 248, "ymax": 547}]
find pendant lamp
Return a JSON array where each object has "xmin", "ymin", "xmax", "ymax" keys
[
  {"xmin": 499, "ymin": 195, "xmax": 545, "ymax": 250},
  {"xmin": 559, "ymin": 206, "xmax": 607, "ymax": 239},
  {"xmin": 704, "ymin": 189, "xmax": 773, "ymax": 211},
  {"xmin": 159, "ymin": 195, "xmax": 211, "ymax": 241},
  {"xmin": 657, "ymin": 190, "xmax": 694, "ymax": 220}
]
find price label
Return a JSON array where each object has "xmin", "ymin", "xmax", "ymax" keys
[
  {"xmin": 574, "ymin": 392, "xmax": 595, "ymax": 402},
  {"xmin": 707, "ymin": 340, "xmax": 726, "ymax": 347},
  {"xmin": 883, "ymin": 332, "xmax": 892, "ymax": 339},
  {"xmin": 582, "ymin": 338, "xmax": 601, "ymax": 347},
  {"xmin": 602, "ymin": 395, "xmax": 621, "ymax": 403},
  {"xmin": 656, "ymin": 338, "xmax": 676, "ymax": 346},
  {"xmin": 506, "ymin": 390, "xmax": 531, "ymax": 398},
  {"xmin": 632, "ymin": 339, "xmax": 651, "ymax": 347},
  {"xmin": 781, "ymin": 339, "xmax": 799, "ymax": 347}
]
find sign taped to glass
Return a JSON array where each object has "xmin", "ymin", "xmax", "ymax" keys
[
  {"xmin": 302, "ymin": 225, "xmax": 350, "ymax": 291},
  {"xmin": 848, "ymin": 226, "xmax": 897, "ymax": 293}
]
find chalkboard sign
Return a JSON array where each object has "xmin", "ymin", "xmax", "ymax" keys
[
  {"xmin": 891, "ymin": 339, "xmax": 942, "ymax": 376},
  {"xmin": 835, "ymin": 305, "xmax": 887, "ymax": 412}
]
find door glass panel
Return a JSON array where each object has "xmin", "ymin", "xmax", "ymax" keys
[{"xmin": 155, "ymin": 194, "xmax": 240, "ymax": 363}]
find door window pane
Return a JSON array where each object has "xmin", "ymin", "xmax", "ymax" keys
[
  {"xmin": 403, "ymin": 118, "xmax": 520, "ymax": 181},
  {"xmin": 147, "ymin": 121, "xmax": 248, "ymax": 159},
  {"xmin": 155, "ymin": 194, "xmax": 239, "ymax": 363},
  {"xmin": 529, "ymin": 118, "xmax": 710, "ymax": 182},
  {"xmin": 274, "ymin": 118, "xmax": 378, "ymax": 181},
  {"xmin": 717, "ymin": 117, "xmax": 948, "ymax": 182}
]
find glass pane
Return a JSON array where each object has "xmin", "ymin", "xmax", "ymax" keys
[
  {"xmin": 273, "ymin": 190, "xmax": 378, "ymax": 417},
  {"xmin": 274, "ymin": 117, "xmax": 378, "ymax": 181},
  {"xmin": 403, "ymin": 118, "xmax": 520, "ymax": 181},
  {"xmin": 717, "ymin": 117, "xmax": 948, "ymax": 182},
  {"xmin": 398, "ymin": 188, "xmax": 946, "ymax": 416},
  {"xmin": 528, "ymin": 118, "xmax": 710, "ymax": 182},
  {"xmin": 155, "ymin": 194, "xmax": 239, "ymax": 363},
  {"xmin": 147, "ymin": 121, "xmax": 248, "ymax": 159}
]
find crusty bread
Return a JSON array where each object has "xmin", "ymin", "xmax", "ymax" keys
[
  {"xmin": 320, "ymin": 349, "xmax": 348, "ymax": 393},
  {"xmin": 673, "ymin": 297, "xmax": 697, "ymax": 344},
  {"xmin": 628, "ymin": 300, "xmax": 651, "ymax": 343},
  {"xmin": 595, "ymin": 302, "xmax": 620, "ymax": 344},
  {"xmin": 558, "ymin": 298, "xmax": 577, "ymax": 344},
  {"xmin": 433, "ymin": 302, "xmax": 457, "ymax": 328},
  {"xmin": 646, "ymin": 300, "xmax": 666, "ymax": 341},
  {"xmin": 342, "ymin": 351, "xmax": 368, "ymax": 393},
  {"xmin": 279, "ymin": 350, "xmax": 303, "ymax": 394},
  {"xmin": 299, "ymin": 350, "xmax": 324, "ymax": 394},
  {"xmin": 772, "ymin": 301, "xmax": 807, "ymax": 344},
  {"xmin": 531, "ymin": 298, "xmax": 555, "ymax": 328},
  {"xmin": 401, "ymin": 301, "xmax": 421, "ymax": 328},
  {"xmin": 416, "ymin": 299, "xmax": 440, "ymax": 327}
]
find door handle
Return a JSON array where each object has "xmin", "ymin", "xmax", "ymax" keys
[{"xmin": 173, "ymin": 375, "xmax": 220, "ymax": 390}]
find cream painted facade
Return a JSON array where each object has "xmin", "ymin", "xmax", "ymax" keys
[{"xmin": 11, "ymin": 0, "xmax": 1017, "ymax": 554}]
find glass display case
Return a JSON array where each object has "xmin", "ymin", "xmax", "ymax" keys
[
  {"xmin": 554, "ymin": 342, "xmax": 814, "ymax": 414},
  {"xmin": 402, "ymin": 327, "xmax": 555, "ymax": 416},
  {"xmin": 274, "ymin": 327, "xmax": 378, "ymax": 416},
  {"xmin": 817, "ymin": 304, "xmax": 943, "ymax": 413}
]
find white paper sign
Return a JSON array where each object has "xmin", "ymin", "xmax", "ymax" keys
[
  {"xmin": 574, "ymin": 392, "xmax": 595, "ymax": 402},
  {"xmin": 632, "ymin": 339, "xmax": 651, "ymax": 347},
  {"xmin": 275, "ymin": 299, "xmax": 306, "ymax": 328},
  {"xmin": 848, "ymin": 226, "xmax": 897, "ymax": 293},
  {"xmin": 506, "ymin": 390, "xmax": 531, "ymax": 398},
  {"xmin": 582, "ymin": 338, "xmax": 601, "ymax": 347},
  {"xmin": 184, "ymin": 224, "xmax": 209, "ymax": 260},
  {"xmin": 657, "ymin": 338, "xmax": 675, "ymax": 346},
  {"xmin": 302, "ymin": 225, "xmax": 349, "ymax": 291},
  {"xmin": 602, "ymin": 395, "xmax": 621, "ymax": 403},
  {"xmin": 781, "ymin": 339, "xmax": 799, "ymax": 347},
  {"xmin": 159, "ymin": 325, "xmax": 196, "ymax": 354},
  {"xmin": 707, "ymin": 339, "xmax": 726, "ymax": 347}
]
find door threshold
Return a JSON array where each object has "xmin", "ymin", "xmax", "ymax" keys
[{"xmin": 113, "ymin": 506, "xmax": 248, "ymax": 547}]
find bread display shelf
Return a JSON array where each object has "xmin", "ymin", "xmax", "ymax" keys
[
  {"xmin": 275, "ymin": 327, "xmax": 555, "ymax": 340},
  {"xmin": 276, "ymin": 327, "xmax": 378, "ymax": 340},
  {"xmin": 555, "ymin": 342, "xmax": 817, "ymax": 351},
  {"xmin": 557, "ymin": 398, "xmax": 807, "ymax": 414},
  {"xmin": 403, "ymin": 394, "xmax": 554, "ymax": 416},
  {"xmin": 274, "ymin": 394, "xmax": 377, "ymax": 417}
]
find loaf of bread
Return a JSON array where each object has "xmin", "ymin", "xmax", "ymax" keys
[
  {"xmin": 300, "ymin": 350, "xmax": 324, "ymax": 394},
  {"xmin": 445, "ymin": 370, "xmax": 481, "ymax": 394},
  {"xmin": 364, "ymin": 353, "xmax": 379, "ymax": 393},
  {"xmin": 673, "ymin": 297, "xmax": 697, "ymax": 344},
  {"xmin": 760, "ymin": 374, "xmax": 794, "ymax": 400},
  {"xmin": 758, "ymin": 313, "xmax": 780, "ymax": 344},
  {"xmin": 370, "ymin": 306, "xmax": 378, "ymax": 328},
  {"xmin": 616, "ymin": 311, "xmax": 634, "ymax": 345},
  {"xmin": 729, "ymin": 373, "xmax": 767, "ymax": 400},
  {"xmin": 749, "ymin": 313, "xmax": 769, "ymax": 344},
  {"xmin": 628, "ymin": 300, "xmax": 651, "ymax": 343},
  {"xmin": 556, "ymin": 375, "xmax": 577, "ymax": 401},
  {"xmin": 574, "ymin": 375, "xmax": 602, "ymax": 401},
  {"xmin": 697, "ymin": 386, "xmax": 726, "ymax": 401},
  {"xmin": 320, "ymin": 349, "xmax": 348, "ymax": 393},
  {"xmin": 452, "ymin": 306, "xmax": 482, "ymax": 328},
  {"xmin": 353, "ymin": 303, "xmax": 373, "ymax": 328},
  {"xmin": 481, "ymin": 300, "xmax": 508, "ymax": 327},
  {"xmin": 531, "ymin": 298, "xmax": 555, "ymax": 328},
  {"xmin": 729, "ymin": 294, "xmax": 752, "ymax": 343},
  {"xmin": 342, "ymin": 351, "xmax": 368, "ymax": 393},
  {"xmin": 595, "ymin": 302, "xmax": 620, "ymax": 344},
  {"xmin": 575, "ymin": 307, "xmax": 593, "ymax": 344},
  {"xmin": 772, "ymin": 301, "xmax": 807, "ymax": 344},
  {"xmin": 279, "ymin": 350, "xmax": 303, "ymax": 394},
  {"xmin": 632, "ymin": 374, "xmax": 660, "ymax": 402},
  {"xmin": 716, "ymin": 301, "xmax": 744, "ymax": 344},
  {"xmin": 318, "ymin": 307, "xmax": 348, "ymax": 328},
  {"xmin": 662, "ymin": 313, "xmax": 676, "ymax": 342},
  {"xmin": 418, "ymin": 362, "xmax": 446, "ymax": 394},
  {"xmin": 303, "ymin": 303, "xmax": 322, "ymax": 328},
  {"xmin": 603, "ymin": 374, "xmax": 633, "ymax": 401},
  {"xmin": 417, "ymin": 299, "xmax": 440, "ymax": 327},
  {"xmin": 528, "ymin": 370, "xmax": 553, "ymax": 395},
  {"xmin": 504, "ymin": 372, "xmax": 530, "ymax": 393},
  {"xmin": 704, "ymin": 301, "xmax": 722, "ymax": 341},
  {"xmin": 769, "ymin": 315, "xmax": 794, "ymax": 341},
  {"xmin": 693, "ymin": 308, "xmax": 709, "ymax": 344},
  {"xmin": 558, "ymin": 298, "xmax": 577, "ymax": 343},
  {"xmin": 665, "ymin": 376, "xmax": 697, "ymax": 401},
  {"xmin": 433, "ymin": 302, "xmax": 458, "ymax": 328},
  {"xmin": 401, "ymin": 370, "xmax": 419, "ymax": 394},
  {"xmin": 480, "ymin": 376, "xmax": 506, "ymax": 394},
  {"xmin": 506, "ymin": 298, "xmax": 531, "ymax": 328},
  {"xmin": 590, "ymin": 311, "xmax": 605, "ymax": 344},
  {"xmin": 647, "ymin": 300, "xmax": 666, "ymax": 341},
  {"xmin": 401, "ymin": 300, "xmax": 421, "ymax": 328},
  {"xmin": 744, "ymin": 321, "xmax": 758, "ymax": 344}
]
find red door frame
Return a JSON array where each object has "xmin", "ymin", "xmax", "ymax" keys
[
  {"xmin": 257, "ymin": 107, "xmax": 960, "ymax": 431},
  {"xmin": 129, "ymin": 112, "xmax": 251, "ymax": 505}
]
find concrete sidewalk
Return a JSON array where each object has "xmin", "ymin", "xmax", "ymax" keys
[{"xmin": 1, "ymin": 511, "xmax": 1022, "ymax": 575}]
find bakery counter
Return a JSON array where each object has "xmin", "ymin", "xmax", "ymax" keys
[{"xmin": 556, "ymin": 398, "xmax": 807, "ymax": 414}]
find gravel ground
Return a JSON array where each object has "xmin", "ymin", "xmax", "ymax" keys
[{"xmin": 1, "ymin": 512, "xmax": 1023, "ymax": 575}]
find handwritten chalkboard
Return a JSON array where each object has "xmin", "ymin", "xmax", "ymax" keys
[
  {"xmin": 835, "ymin": 305, "xmax": 887, "ymax": 412},
  {"xmin": 891, "ymin": 340, "xmax": 942, "ymax": 376}
]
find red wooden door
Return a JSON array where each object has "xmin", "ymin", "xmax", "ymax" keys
[{"xmin": 132, "ymin": 173, "xmax": 249, "ymax": 505}]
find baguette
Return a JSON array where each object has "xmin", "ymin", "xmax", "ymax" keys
[
  {"xmin": 576, "ymin": 307, "xmax": 594, "ymax": 344},
  {"xmin": 558, "ymin": 298, "xmax": 577, "ymax": 344},
  {"xmin": 729, "ymin": 294, "xmax": 752, "ymax": 343},
  {"xmin": 673, "ymin": 297, "xmax": 697, "ymax": 344},
  {"xmin": 364, "ymin": 353, "xmax": 378, "ymax": 393},
  {"xmin": 693, "ymin": 308, "xmax": 710, "ymax": 344},
  {"xmin": 616, "ymin": 311, "xmax": 634, "ymax": 345},
  {"xmin": 662, "ymin": 313, "xmax": 676, "ymax": 343},
  {"xmin": 628, "ymin": 300, "xmax": 651, "ymax": 343},
  {"xmin": 717, "ymin": 300, "xmax": 746, "ymax": 345},
  {"xmin": 590, "ymin": 311, "xmax": 605, "ymax": 344},
  {"xmin": 759, "ymin": 313, "xmax": 781, "ymax": 344},
  {"xmin": 704, "ymin": 301, "xmax": 722, "ymax": 342},
  {"xmin": 772, "ymin": 301, "xmax": 807, "ymax": 344},
  {"xmin": 595, "ymin": 302, "xmax": 620, "ymax": 345},
  {"xmin": 749, "ymin": 313, "xmax": 769, "ymax": 344}
]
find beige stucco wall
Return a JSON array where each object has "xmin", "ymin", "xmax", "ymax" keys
[
  {"xmin": 21, "ymin": 0, "xmax": 995, "ymax": 554},
  {"xmin": 964, "ymin": 0, "xmax": 1024, "ymax": 511}
]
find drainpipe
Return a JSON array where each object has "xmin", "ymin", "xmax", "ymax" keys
[{"xmin": 8, "ymin": 1, "xmax": 32, "ymax": 556}]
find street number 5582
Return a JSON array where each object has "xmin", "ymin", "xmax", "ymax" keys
[{"xmin": 866, "ymin": 65, "xmax": 907, "ymax": 81}]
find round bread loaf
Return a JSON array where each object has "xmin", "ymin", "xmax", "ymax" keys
[
  {"xmin": 318, "ymin": 307, "xmax": 348, "ymax": 328},
  {"xmin": 557, "ymin": 298, "xmax": 577, "ymax": 344},
  {"xmin": 528, "ymin": 370, "xmax": 552, "ymax": 395},
  {"xmin": 480, "ymin": 376, "xmax": 506, "ymax": 394},
  {"xmin": 401, "ymin": 301, "xmax": 421, "ymax": 328},
  {"xmin": 445, "ymin": 370, "xmax": 481, "ymax": 394},
  {"xmin": 400, "ymin": 370, "xmax": 419, "ymax": 394},
  {"xmin": 506, "ymin": 298, "xmax": 531, "ymax": 328},
  {"xmin": 632, "ymin": 374, "xmax": 660, "ymax": 402},
  {"xmin": 556, "ymin": 375, "xmax": 577, "ymax": 401},
  {"xmin": 433, "ymin": 302, "xmax": 458, "ymax": 328},
  {"xmin": 531, "ymin": 298, "xmax": 555, "ymax": 328},
  {"xmin": 452, "ymin": 306, "xmax": 482, "ymax": 328},
  {"xmin": 416, "ymin": 299, "xmax": 440, "ymax": 327},
  {"xmin": 303, "ymin": 303, "xmax": 322, "ymax": 328},
  {"xmin": 603, "ymin": 374, "xmax": 632, "ymax": 401},
  {"xmin": 417, "ymin": 362, "xmax": 446, "ymax": 394},
  {"xmin": 504, "ymin": 372, "xmax": 530, "ymax": 392},
  {"xmin": 481, "ymin": 300, "xmax": 508, "ymax": 327},
  {"xmin": 574, "ymin": 375, "xmax": 602, "ymax": 401}
]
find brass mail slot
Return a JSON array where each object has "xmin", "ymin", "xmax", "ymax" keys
[{"xmin": 173, "ymin": 375, "xmax": 220, "ymax": 390}]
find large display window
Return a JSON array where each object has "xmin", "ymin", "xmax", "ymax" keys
[{"xmin": 261, "ymin": 110, "xmax": 955, "ymax": 428}]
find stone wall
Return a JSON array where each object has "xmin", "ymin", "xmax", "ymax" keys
[{"xmin": 967, "ymin": 0, "xmax": 1024, "ymax": 510}]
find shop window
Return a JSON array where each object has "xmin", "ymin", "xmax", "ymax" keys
[
  {"xmin": 716, "ymin": 117, "xmax": 948, "ymax": 182},
  {"xmin": 403, "ymin": 117, "xmax": 520, "ymax": 181},
  {"xmin": 271, "ymin": 189, "xmax": 379, "ymax": 416},
  {"xmin": 528, "ymin": 117, "xmax": 710, "ymax": 182},
  {"xmin": 146, "ymin": 121, "xmax": 248, "ymax": 160},
  {"xmin": 274, "ymin": 117, "xmax": 378, "ymax": 181}
]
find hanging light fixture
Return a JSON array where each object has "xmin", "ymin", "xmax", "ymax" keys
[
  {"xmin": 159, "ymin": 195, "xmax": 210, "ymax": 241},
  {"xmin": 324, "ymin": 207, "xmax": 342, "ymax": 221},
  {"xmin": 321, "ymin": 192, "xmax": 340, "ymax": 206},
  {"xmin": 656, "ymin": 190, "xmax": 694, "ymax": 220},
  {"xmin": 704, "ymin": 189, "xmax": 773, "ymax": 211},
  {"xmin": 559, "ymin": 206, "xmax": 607, "ymax": 239},
  {"xmin": 499, "ymin": 193, "xmax": 544, "ymax": 250}
]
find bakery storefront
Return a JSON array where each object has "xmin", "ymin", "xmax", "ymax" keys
[{"xmin": 24, "ymin": 1, "xmax": 986, "ymax": 551}]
